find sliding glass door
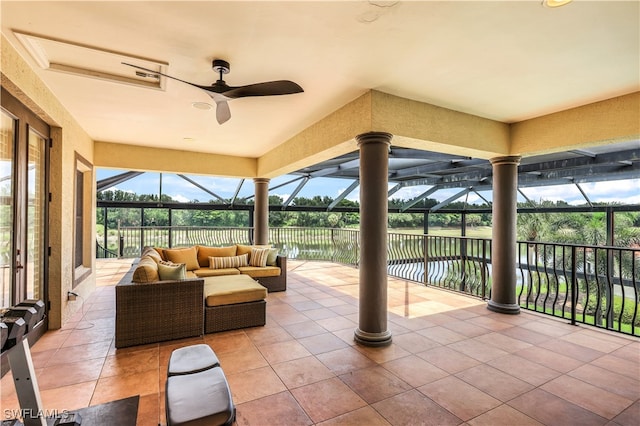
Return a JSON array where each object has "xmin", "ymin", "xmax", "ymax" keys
[{"xmin": 0, "ymin": 88, "xmax": 49, "ymax": 315}]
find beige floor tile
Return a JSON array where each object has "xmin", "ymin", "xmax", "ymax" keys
[
  {"xmin": 226, "ymin": 366, "xmax": 287, "ymax": 404},
  {"xmin": 339, "ymin": 365, "xmax": 412, "ymax": 404},
  {"xmin": 91, "ymin": 369, "xmax": 159, "ymax": 406},
  {"xmin": 541, "ymin": 375, "xmax": 634, "ymax": 419},
  {"xmin": 236, "ymin": 391, "xmax": 313, "ymax": 426},
  {"xmin": 316, "ymin": 406, "xmax": 391, "ymax": 426},
  {"xmin": 290, "ymin": 377, "xmax": 367, "ymax": 423},
  {"xmin": 272, "ymin": 356, "xmax": 335, "ymax": 388},
  {"xmin": 456, "ymin": 364, "xmax": 534, "ymax": 402},
  {"xmin": 418, "ymin": 376, "xmax": 501, "ymax": 421},
  {"xmin": 372, "ymin": 389, "xmax": 462, "ymax": 426},
  {"xmin": 467, "ymin": 404, "xmax": 543, "ymax": 426},
  {"xmin": 381, "ymin": 355, "xmax": 449, "ymax": 387}
]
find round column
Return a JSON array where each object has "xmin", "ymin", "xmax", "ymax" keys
[
  {"xmin": 488, "ymin": 156, "xmax": 521, "ymax": 314},
  {"xmin": 354, "ymin": 132, "xmax": 393, "ymax": 346},
  {"xmin": 254, "ymin": 178, "xmax": 270, "ymax": 245}
]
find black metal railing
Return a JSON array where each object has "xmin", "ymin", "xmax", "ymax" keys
[
  {"xmin": 96, "ymin": 241, "xmax": 119, "ymax": 259},
  {"xmin": 518, "ymin": 241, "xmax": 639, "ymax": 336},
  {"xmin": 114, "ymin": 225, "xmax": 639, "ymax": 336}
]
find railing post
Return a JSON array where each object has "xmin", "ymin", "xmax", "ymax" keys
[
  {"xmin": 117, "ymin": 220, "xmax": 123, "ymax": 258},
  {"xmin": 424, "ymin": 235, "xmax": 429, "ymax": 286},
  {"xmin": 571, "ymin": 245, "xmax": 577, "ymax": 326}
]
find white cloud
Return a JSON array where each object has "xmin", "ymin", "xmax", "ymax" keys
[{"xmin": 171, "ymin": 194, "xmax": 191, "ymax": 203}]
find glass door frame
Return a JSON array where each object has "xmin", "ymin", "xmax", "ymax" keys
[{"xmin": 1, "ymin": 87, "xmax": 50, "ymax": 344}]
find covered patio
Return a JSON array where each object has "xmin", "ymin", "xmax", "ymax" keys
[{"xmin": 2, "ymin": 259, "xmax": 638, "ymax": 425}]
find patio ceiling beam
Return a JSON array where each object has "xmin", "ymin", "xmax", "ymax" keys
[
  {"xmin": 387, "ymin": 183, "xmax": 404, "ymax": 198},
  {"xmin": 282, "ymin": 176, "xmax": 310, "ymax": 209},
  {"xmin": 327, "ymin": 179, "xmax": 359, "ymax": 211},
  {"xmin": 309, "ymin": 158, "xmax": 361, "ymax": 178},
  {"xmin": 401, "ymin": 186, "xmax": 439, "ymax": 212},
  {"xmin": 245, "ymin": 175, "xmax": 307, "ymax": 200},
  {"xmin": 391, "ymin": 158, "xmax": 488, "ymax": 179},
  {"xmin": 97, "ymin": 171, "xmax": 144, "ymax": 192},
  {"xmin": 230, "ymin": 179, "xmax": 245, "ymax": 206},
  {"xmin": 574, "ymin": 183, "xmax": 593, "ymax": 207},
  {"xmin": 177, "ymin": 174, "xmax": 227, "ymax": 204},
  {"xmin": 519, "ymin": 149, "xmax": 639, "ymax": 173},
  {"xmin": 389, "ymin": 148, "xmax": 471, "ymax": 161},
  {"xmin": 473, "ymin": 190, "xmax": 492, "ymax": 206},
  {"xmin": 518, "ymin": 188, "xmax": 536, "ymax": 208},
  {"xmin": 430, "ymin": 187, "xmax": 473, "ymax": 212}
]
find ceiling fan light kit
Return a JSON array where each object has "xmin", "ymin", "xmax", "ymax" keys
[{"xmin": 123, "ymin": 59, "xmax": 303, "ymax": 124}]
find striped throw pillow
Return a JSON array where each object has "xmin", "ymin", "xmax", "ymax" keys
[
  {"xmin": 250, "ymin": 247, "xmax": 270, "ymax": 267},
  {"xmin": 209, "ymin": 254, "xmax": 249, "ymax": 269}
]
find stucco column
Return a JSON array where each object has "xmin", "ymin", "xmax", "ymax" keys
[
  {"xmin": 488, "ymin": 156, "xmax": 522, "ymax": 314},
  {"xmin": 254, "ymin": 178, "xmax": 270, "ymax": 245},
  {"xmin": 354, "ymin": 132, "xmax": 393, "ymax": 347}
]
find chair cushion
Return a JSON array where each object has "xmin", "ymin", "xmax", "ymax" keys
[
  {"xmin": 194, "ymin": 268, "xmax": 241, "ymax": 277},
  {"xmin": 266, "ymin": 248, "xmax": 279, "ymax": 266},
  {"xmin": 238, "ymin": 266, "xmax": 281, "ymax": 278},
  {"xmin": 163, "ymin": 247, "xmax": 199, "ymax": 271},
  {"xmin": 203, "ymin": 275, "xmax": 267, "ymax": 307},
  {"xmin": 197, "ymin": 245, "xmax": 237, "ymax": 268},
  {"xmin": 166, "ymin": 367, "xmax": 234, "ymax": 426},
  {"xmin": 168, "ymin": 344, "xmax": 219, "ymax": 376}
]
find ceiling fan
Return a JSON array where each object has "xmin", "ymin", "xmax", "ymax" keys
[{"xmin": 123, "ymin": 59, "xmax": 303, "ymax": 124}]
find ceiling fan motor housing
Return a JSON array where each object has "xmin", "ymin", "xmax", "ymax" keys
[{"xmin": 212, "ymin": 59, "xmax": 230, "ymax": 75}]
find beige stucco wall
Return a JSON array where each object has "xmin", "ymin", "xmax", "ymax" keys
[
  {"xmin": 94, "ymin": 141, "xmax": 257, "ymax": 178},
  {"xmin": 511, "ymin": 92, "xmax": 640, "ymax": 156},
  {"xmin": 1, "ymin": 35, "xmax": 95, "ymax": 328}
]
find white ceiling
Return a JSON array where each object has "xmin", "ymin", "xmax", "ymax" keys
[{"xmin": 2, "ymin": 1, "xmax": 638, "ymax": 158}]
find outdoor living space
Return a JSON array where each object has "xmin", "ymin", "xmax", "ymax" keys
[{"xmin": 1, "ymin": 259, "xmax": 638, "ymax": 426}]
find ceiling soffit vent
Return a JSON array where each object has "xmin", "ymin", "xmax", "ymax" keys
[{"xmin": 13, "ymin": 31, "xmax": 167, "ymax": 90}]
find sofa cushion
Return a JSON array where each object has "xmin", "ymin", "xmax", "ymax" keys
[
  {"xmin": 164, "ymin": 247, "xmax": 200, "ymax": 271},
  {"xmin": 194, "ymin": 268, "xmax": 241, "ymax": 277},
  {"xmin": 154, "ymin": 247, "xmax": 167, "ymax": 261},
  {"xmin": 142, "ymin": 246, "xmax": 163, "ymax": 264},
  {"xmin": 236, "ymin": 244, "xmax": 272, "ymax": 262},
  {"xmin": 266, "ymin": 248, "xmax": 279, "ymax": 266},
  {"xmin": 209, "ymin": 254, "xmax": 248, "ymax": 269},
  {"xmin": 132, "ymin": 256, "xmax": 159, "ymax": 283},
  {"xmin": 197, "ymin": 245, "xmax": 237, "ymax": 268},
  {"xmin": 237, "ymin": 266, "xmax": 281, "ymax": 278},
  {"xmin": 249, "ymin": 247, "xmax": 270, "ymax": 267},
  {"xmin": 157, "ymin": 261, "xmax": 187, "ymax": 281},
  {"xmin": 203, "ymin": 275, "xmax": 267, "ymax": 307}
]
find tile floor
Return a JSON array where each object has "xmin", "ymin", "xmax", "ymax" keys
[{"xmin": 1, "ymin": 259, "xmax": 638, "ymax": 425}]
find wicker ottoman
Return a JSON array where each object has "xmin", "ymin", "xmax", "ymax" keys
[{"xmin": 203, "ymin": 275, "xmax": 267, "ymax": 334}]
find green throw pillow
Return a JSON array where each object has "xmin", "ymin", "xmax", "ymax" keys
[
  {"xmin": 157, "ymin": 261, "xmax": 186, "ymax": 280},
  {"xmin": 266, "ymin": 248, "xmax": 279, "ymax": 266}
]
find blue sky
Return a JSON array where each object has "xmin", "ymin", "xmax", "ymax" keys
[{"xmin": 97, "ymin": 169, "xmax": 640, "ymax": 206}]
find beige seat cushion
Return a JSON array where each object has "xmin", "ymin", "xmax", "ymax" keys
[
  {"xmin": 203, "ymin": 275, "xmax": 267, "ymax": 307},
  {"xmin": 237, "ymin": 266, "xmax": 281, "ymax": 278},
  {"xmin": 194, "ymin": 268, "xmax": 241, "ymax": 277},
  {"xmin": 186, "ymin": 271, "xmax": 197, "ymax": 279}
]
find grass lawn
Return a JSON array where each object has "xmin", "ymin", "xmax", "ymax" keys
[{"xmin": 390, "ymin": 226, "xmax": 492, "ymax": 239}]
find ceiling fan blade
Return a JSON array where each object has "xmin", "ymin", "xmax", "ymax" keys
[
  {"xmin": 215, "ymin": 100, "xmax": 231, "ymax": 125},
  {"xmin": 223, "ymin": 81, "xmax": 303, "ymax": 99},
  {"xmin": 122, "ymin": 62, "xmax": 209, "ymax": 90}
]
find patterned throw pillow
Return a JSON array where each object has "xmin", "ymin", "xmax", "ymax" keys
[
  {"xmin": 250, "ymin": 247, "xmax": 270, "ymax": 267},
  {"xmin": 157, "ymin": 261, "xmax": 186, "ymax": 280},
  {"xmin": 209, "ymin": 254, "xmax": 249, "ymax": 269}
]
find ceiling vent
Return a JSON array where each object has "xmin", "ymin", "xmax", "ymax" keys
[{"xmin": 14, "ymin": 31, "xmax": 167, "ymax": 90}]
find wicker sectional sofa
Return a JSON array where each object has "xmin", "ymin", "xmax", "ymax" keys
[{"xmin": 115, "ymin": 244, "xmax": 286, "ymax": 348}]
